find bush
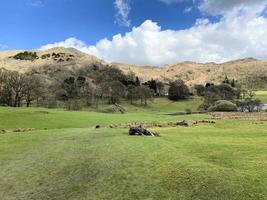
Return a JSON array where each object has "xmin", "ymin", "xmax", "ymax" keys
[
  {"xmin": 185, "ymin": 108, "xmax": 192, "ymax": 114},
  {"xmin": 208, "ymin": 100, "xmax": 238, "ymax": 112},
  {"xmin": 13, "ymin": 51, "xmax": 38, "ymax": 61}
]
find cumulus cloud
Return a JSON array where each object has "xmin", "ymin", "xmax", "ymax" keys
[
  {"xmin": 199, "ymin": 0, "xmax": 267, "ymax": 16},
  {"xmin": 114, "ymin": 0, "xmax": 131, "ymax": 27},
  {"xmin": 40, "ymin": 37, "xmax": 88, "ymax": 51},
  {"xmin": 40, "ymin": 0, "xmax": 267, "ymax": 66}
]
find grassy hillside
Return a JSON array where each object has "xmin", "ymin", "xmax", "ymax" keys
[
  {"xmin": 0, "ymin": 98, "xmax": 267, "ymax": 199},
  {"xmin": 1, "ymin": 47, "xmax": 267, "ymax": 86}
]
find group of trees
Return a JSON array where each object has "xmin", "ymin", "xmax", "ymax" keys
[
  {"xmin": 0, "ymin": 64, "xmax": 264, "ymax": 113},
  {"xmin": 0, "ymin": 69, "xmax": 43, "ymax": 107},
  {"xmin": 195, "ymin": 76, "xmax": 263, "ymax": 112},
  {"xmin": 0, "ymin": 64, "xmax": 160, "ymax": 110}
]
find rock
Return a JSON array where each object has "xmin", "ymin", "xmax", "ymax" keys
[
  {"xmin": 1, "ymin": 129, "xmax": 7, "ymax": 134},
  {"xmin": 176, "ymin": 120, "xmax": 216, "ymax": 127},
  {"xmin": 176, "ymin": 120, "xmax": 189, "ymax": 127},
  {"xmin": 198, "ymin": 120, "xmax": 216, "ymax": 124},
  {"xmin": 129, "ymin": 125, "xmax": 160, "ymax": 137},
  {"xmin": 13, "ymin": 128, "xmax": 23, "ymax": 132},
  {"xmin": 112, "ymin": 103, "xmax": 126, "ymax": 114}
]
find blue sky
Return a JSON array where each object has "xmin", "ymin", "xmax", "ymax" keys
[
  {"xmin": 1, "ymin": 0, "xmax": 267, "ymax": 65},
  {"xmin": 0, "ymin": 0, "xmax": 200, "ymax": 50}
]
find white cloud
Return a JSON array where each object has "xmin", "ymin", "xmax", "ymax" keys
[
  {"xmin": 159, "ymin": 0, "xmax": 187, "ymax": 4},
  {"xmin": 26, "ymin": 0, "xmax": 44, "ymax": 7},
  {"xmin": 40, "ymin": 1, "xmax": 267, "ymax": 66},
  {"xmin": 40, "ymin": 37, "xmax": 89, "ymax": 52},
  {"xmin": 184, "ymin": 7, "xmax": 193, "ymax": 13},
  {"xmin": 199, "ymin": 0, "xmax": 267, "ymax": 16},
  {"xmin": 114, "ymin": 0, "xmax": 131, "ymax": 27}
]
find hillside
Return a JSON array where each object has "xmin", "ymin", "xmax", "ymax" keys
[{"xmin": 1, "ymin": 47, "xmax": 267, "ymax": 86}]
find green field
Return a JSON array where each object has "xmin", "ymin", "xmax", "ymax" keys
[
  {"xmin": 1, "ymin": 98, "xmax": 267, "ymax": 200},
  {"xmin": 256, "ymin": 91, "xmax": 267, "ymax": 103}
]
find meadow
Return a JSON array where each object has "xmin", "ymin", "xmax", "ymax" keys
[
  {"xmin": 255, "ymin": 91, "xmax": 267, "ymax": 103},
  {"xmin": 0, "ymin": 97, "xmax": 267, "ymax": 200}
]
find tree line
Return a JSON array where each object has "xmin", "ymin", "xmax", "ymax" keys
[
  {"xmin": 0, "ymin": 64, "xmax": 167, "ymax": 110},
  {"xmin": 0, "ymin": 64, "xmax": 264, "ymax": 112}
]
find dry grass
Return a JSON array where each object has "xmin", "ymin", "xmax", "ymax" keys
[
  {"xmin": 211, "ymin": 112, "xmax": 267, "ymax": 121},
  {"xmin": 1, "ymin": 48, "xmax": 267, "ymax": 86}
]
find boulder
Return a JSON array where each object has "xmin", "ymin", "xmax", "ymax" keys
[
  {"xmin": 176, "ymin": 120, "xmax": 189, "ymax": 127},
  {"xmin": 129, "ymin": 125, "xmax": 160, "ymax": 137}
]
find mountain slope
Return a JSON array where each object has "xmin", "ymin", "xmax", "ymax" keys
[{"xmin": 0, "ymin": 47, "xmax": 266, "ymax": 86}]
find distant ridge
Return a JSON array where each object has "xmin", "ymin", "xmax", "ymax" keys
[{"xmin": 1, "ymin": 47, "xmax": 266, "ymax": 85}]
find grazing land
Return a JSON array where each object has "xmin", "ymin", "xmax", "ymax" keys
[
  {"xmin": 256, "ymin": 91, "xmax": 267, "ymax": 103},
  {"xmin": 1, "ymin": 99, "xmax": 267, "ymax": 200}
]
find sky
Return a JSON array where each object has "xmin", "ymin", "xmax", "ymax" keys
[{"xmin": 1, "ymin": 0, "xmax": 267, "ymax": 65}]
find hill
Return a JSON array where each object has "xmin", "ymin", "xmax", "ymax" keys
[{"xmin": 1, "ymin": 47, "xmax": 267, "ymax": 86}]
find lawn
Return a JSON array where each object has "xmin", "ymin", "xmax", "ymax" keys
[
  {"xmin": 0, "ymin": 104, "xmax": 267, "ymax": 200},
  {"xmin": 256, "ymin": 91, "xmax": 267, "ymax": 103}
]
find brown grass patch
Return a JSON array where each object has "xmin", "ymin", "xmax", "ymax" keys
[{"xmin": 211, "ymin": 112, "xmax": 267, "ymax": 121}]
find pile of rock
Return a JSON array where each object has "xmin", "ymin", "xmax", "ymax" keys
[
  {"xmin": 1, "ymin": 128, "xmax": 36, "ymax": 134},
  {"xmin": 129, "ymin": 125, "xmax": 160, "ymax": 137},
  {"xmin": 176, "ymin": 120, "xmax": 216, "ymax": 127}
]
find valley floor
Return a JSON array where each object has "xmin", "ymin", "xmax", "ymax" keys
[{"xmin": 0, "ymin": 100, "xmax": 267, "ymax": 200}]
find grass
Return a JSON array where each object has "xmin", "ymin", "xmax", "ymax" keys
[
  {"xmin": 255, "ymin": 91, "xmax": 267, "ymax": 103},
  {"xmin": 0, "ymin": 98, "xmax": 267, "ymax": 200},
  {"xmin": 0, "ymin": 106, "xmax": 207, "ymax": 130},
  {"xmin": 87, "ymin": 97, "xmax": 202, "ymax": 113}
]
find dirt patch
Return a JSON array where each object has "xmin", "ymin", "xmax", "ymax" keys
[{"xmin": 211, "ymin": 112, "xmax": 267, "ymax": 121}]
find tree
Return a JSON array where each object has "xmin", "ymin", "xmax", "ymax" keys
[
  {"xmin": 194, "ymin": 84, "xmax": 205, "ymax": 96},
  {"xmin": 126, "ymin": 85, "xmax": 137, "ymax": 104},
  {"xmin": 107, "ymin": 81, "xmax": 126, "ymax": 104},
  {"xmin": 222, "ymin": 75, "xmax": 230, "ymax": 85},
  {"xmin": 168, "ymin": 79, "xmax": 190, "ymax": 101},
  {"xmin": 157, "ymin": 81, "xmax": 165, "ymax": 96},
  {"xmin": 135, "ymin": 76, "xmax": 141, "ymax": 86},
  {"xmin": 143, "ymin": 79, "xmax": 157, "ymax": 94},
  {"xmin": 7, "ymin": 72, "xmax": 27, "ymax": 107},
  {"xmin": 136, "ymin": 85, "xmax": 154, "ymax": 105},
  {"xmin": 24, "ymin": 74, "xmax": 43, "ymax": 107},
  {"xmin": 236, "ymin": 89, "xmax": 262, "ymax": 112},
  {"xmin": 0, "ymin": 69, "xmax": 12, "ymax": 106}
]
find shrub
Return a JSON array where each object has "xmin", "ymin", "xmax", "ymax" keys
[
  {"xmin": 185, "ymin": 108, "xmax": 192, "ymax": 114},
  {"xmin": 13, "ymin": 51, "xmax": 38, "ymax": 61},
  {"xmin": 208, "ymin": 100, "xmax": 238, "ymax": 112}
]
